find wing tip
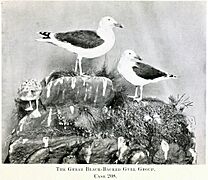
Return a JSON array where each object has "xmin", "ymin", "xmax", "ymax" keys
[
  {"xmin": 169, "ymin": 74, "xmax": 177, "ymax": 79},
  {"xmin": 36, "ymin": 31, "xmax": 53, "ymax": 42}
]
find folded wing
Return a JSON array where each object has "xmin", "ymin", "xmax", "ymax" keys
[
  {"xmin": 55, "ymin": 30, "xmax": 105, "ymax": 49},
  {"xmin": 132, "ymin": 62, "xmax": 167, "ymax": 80}
]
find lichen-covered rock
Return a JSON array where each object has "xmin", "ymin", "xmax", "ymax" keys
[
  {"xmin": 9, "ymin": 135, "xmax": 92, "ymax": 164},
  {"xmin": 8, "ymin": 107, "xmax": 118, "ymax": 164},
  {"xmin": 40, "ymin": 76, "xmax": 115, "ymax": 108},
  {"xmin": 90, "ymin": 137, "xmax": 118, "ymax": 164},
  {"xmin": 166, "ymin": 143, "xmax": 192, "ymax": 164},
  {"xmin": 7, "ymin": 71, "xmax": 196, "ymax": 164}
]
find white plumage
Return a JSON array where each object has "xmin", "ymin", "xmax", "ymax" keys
[
  {"xmin": 117, "ymin": 50, "xmax": 177, "ymax": 101},
  {"xmin": 37, "ymin": 16, "xmax": 123, "ymax": 75}
]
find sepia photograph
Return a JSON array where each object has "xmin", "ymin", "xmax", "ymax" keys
[{"xmin": 0, "ymin": 0, "xmax": 206, "ymax": 176}]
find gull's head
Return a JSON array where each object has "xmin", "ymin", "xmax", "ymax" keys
[
  {"xmin": 121, "ymin": 50, "xmax": 142, "ymax": 62},
  {"xmin": 99, "ymin": 16, "xmax": 123, "ymax": 29}
]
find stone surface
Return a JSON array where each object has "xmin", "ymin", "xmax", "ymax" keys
[
  {"xmin": 7, "ymin": 76, "xmax": 196, "ymax": 164},
  {"xmin": 40, "ymin": 76, "xmax": 115, "ymax": 108}
]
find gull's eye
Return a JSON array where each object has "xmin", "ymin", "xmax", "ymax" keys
[
  {"xmin": 108, "ymin": 18, "xmax": 110, "ymax": 21},
  {"xmin": 129, "ymin": 52, "xmax": 131, "ymax": 55}
]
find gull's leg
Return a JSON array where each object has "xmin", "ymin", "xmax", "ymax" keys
[
  {"xmin": 138, "ymin": 86, "xmax": 143, "ymax": 101},
  {"xmin": 79, "ymin": 58, "xmax": 82, "ymax": 75},
  {"xmin": 74, "ymin": 59, "xmax": 78, "ymax": 73},
  {"xmin": 128, "ymin": 86, "xmax": 139, "ymax": 99},
  {"xmin": 135, "ymin": 86, "xmax": 138, "ymax": 98},
  {"xmin": 78, "ymin": 56, "xmax": 84, "ymax": 76},
  {"xmin": 132, "ymin": 86, "xmax": 143, "ymax": 102}
]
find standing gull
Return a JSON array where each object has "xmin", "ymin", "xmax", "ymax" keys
[
  {"xmin": 37, "ymin": 16, "xmax": 123, "ymax": 75},
  {"xmin": 117, "ymin": 50, "xmax": 176, "ymax": 101}
]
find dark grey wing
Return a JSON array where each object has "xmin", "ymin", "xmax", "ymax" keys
[
  {"xmin": 54, "ymin": 30, "xmax": 104, "ymax": 49},
  {"xmin": 132, "ymin": 62, "xmax": 167, "ymax": 80}
]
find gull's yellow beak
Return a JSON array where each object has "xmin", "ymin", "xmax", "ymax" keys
[
  {"xmin": 134, "ymin": 55, "xmax": 142, "ymax": 61},
  {"xmin": 114, "ymin": 23, "xmax": 124, "ymax": 28}
]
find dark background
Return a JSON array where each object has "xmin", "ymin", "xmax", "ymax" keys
[{"xmin": 2, "ymin": 1, "xmax": 206, "ymax": 163}]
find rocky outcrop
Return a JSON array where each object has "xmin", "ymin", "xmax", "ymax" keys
[
  {"xmin": 41, "ymin": 75, "xmax": 115, "ymax": 107},
  {"xmin": 7, "ymin": 71, "xmax": 196, "ymax": 164}
]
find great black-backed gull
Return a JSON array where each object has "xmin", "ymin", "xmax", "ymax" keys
[
  {"xmin": 37, "ymin": 16, "xmax": 123, "ymax": 75},
  {"xmin": 117, "ymin": 50, "xmax": 177, "ymax": 101}
]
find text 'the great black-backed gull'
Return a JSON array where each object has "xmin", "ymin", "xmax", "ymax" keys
[
  {"xmin": 37, "ymin": 16, "xmax": 123, "ymax": 75},
  {"xmin": 117, "ymin": 50, "xmax": 177, "ymax": 101}
]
